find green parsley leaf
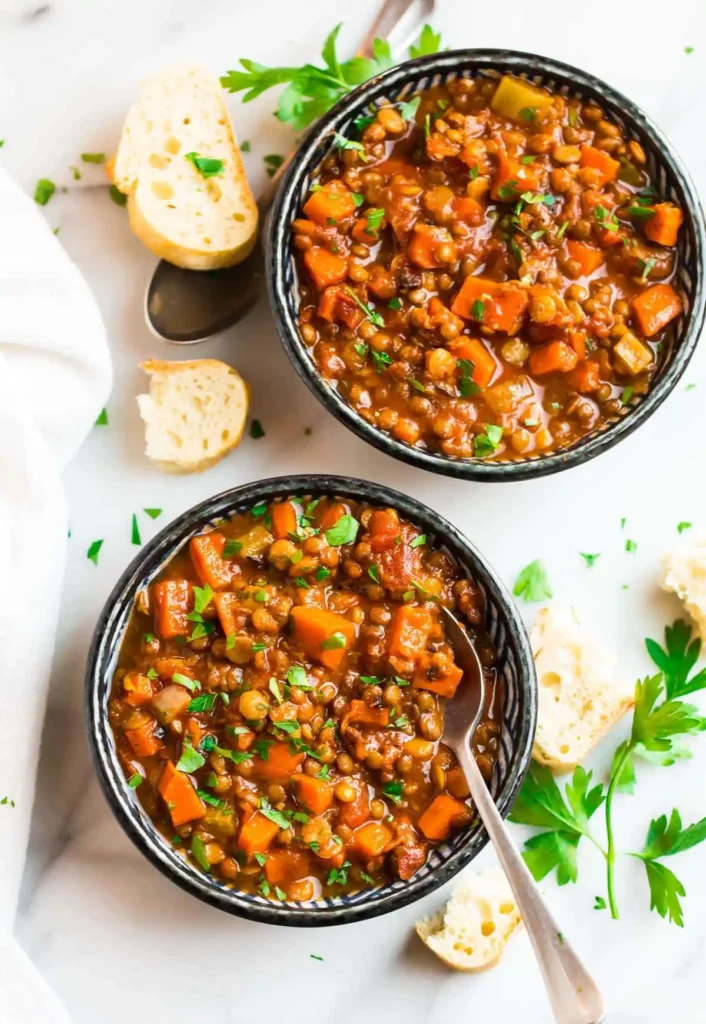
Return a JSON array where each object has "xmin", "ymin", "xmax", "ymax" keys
[
  {"xmin": 259, "ymin": 798, "xmax": 290, "ymax": 830},
  {"xmin": 643, "ymin": 861, "xmax": 686, "ymax": 926},
  {"xmin": 190, "ymin": 835, "xmax": 210, "ymax": 872},
  {"xmin": 269, "ymin": 678, "xmax": 283, "ymax": 704},
  {"xmin": 109, "ymin": 184, "xmax": 127, "ymax": 207},
  {"xmin": 344, "ymin": 286, "xmax": 384, "ymax": 327},
  {"xmin": 366, "ymin": 207, "xmax": 385, "ymax": 234},
  {"xmin": 127, "ymin": 774, "xmax": 143, "ymax": 789},
  {"xmin": 580, "ymin": 553, "xmax": 600, "ymax": 568},
  {"xmin": 625, "ymin": 539, "xmax": 637, "ymax": 553},
  {"xmin": 470, "ymin": 299, "xmax": 485, "ymax": 322},
  {"xmin": 371, "ymin": 349, "xmax": 392, "ymax": 371},
  {"xmin": 325, "ymin": 513, "xmax": 359, "ymax": 547},
  {"xmin": 513, "ymin": 559, "xmax": 552, "ymax": 602},
  {"xmin": 398, "ymin": 95, "xmax": 421, "ymax": 121},
  {"xmin": 473, "ymin": 423, "xmax": 503, "ymax": 458},
  {"xmin": 594, "ymin": 896, "xmax": 607, "ymax": 911},
  {"xmin": 457, "ymin": 358, "xmax": 481, "ymax": 398},
  {"xmin": 310, "ymin": 953, "xmax": 324, "ymax": 961},
  {"xmin": 287, "ymin": 665, "xmax": 310, "ymax": 690},
  {"xmin": 645, "ymin": 620, "xmax": 706, "ymax": 700},
  {"xmin": 34, "ymin": 178, "xmax": 56, "ymax": 205},
  {"xmin": 321, "ymin": 632, "xmax": 347, "ymax": 650},
  {"xmin": 677, "ymin": 521, "xmax": 692, "ymax": 534},
  {"xmin": 333, "ymin": 131, "xmax": 365, "ymax": 154},
  {"xmin": 188, "ymin": 693, "xmax": 217, "ymax": 713},
  {"xmin": 95, "ymin": 408, "xmax": 108, "ymax": 426},
  {"xmin": 368, "ymin": 563, "xmax": 381, "ymax": 584},
  {"xmin": 172, "ymin": 672, "xmax": 200, "ymax": 693},
  {"xmin": 194, "ymin": 584, "xmax": 214, "ymax": 614},
  {"xmin": 185, "ymin": 152, "xmax": 225, "ymax": 178},
  {"xmin": 316, "ymin": 566, "xmax": 331, "ymax": 582},
  {"xmin": 177, "ymin": 743, "xmax": 206, "ymax": 774},
  {"xmin": 241, "ymin": 140, "xmax": 251, "ymax": 153},
  {"xmin": 685, "ymin": 46, "xmax": 694, "ymax": 54},
  {"xmin": 387, "ymin": 297, "xmax": 402, "ymax": 310},
  {"xmin": 518, "ymin": 106, "xmax": 537, "ymax": 122},
  {"xmin": 327, "ymin": 861, "xmax": 351, "ymax": 886},
  {"xmin": 131, "ymin": 514, "xmax": 141, "ymax": 546},
  {"xmin": 86, "ymin": 539, "xmax": 104, "ymax": 565},
  {"xmin": 631, "ymin": 674, "xmax": 703, "ymax": 753},
  {"xmin": 409, "ymin": 534, "xmax": 426, "ymax": 548},
  {"xmin": 144, "ymin": 508, "xmax": 162, "ymax": 519},
  {"xmin": 621, "ymin": 386, "xmax": 634, "ymax": 405},
  {"xmin": 81, "ymin": 152, "xmax": 106, "ymax": 164},
  {"xmin": 250, "ymin": 419, "xmax": 266, "ymax": 439},
  {"xmin": 408, "ymin": 24, "xmax": 442, "ymax": 58},
  {"xmin": 382, "ymin": 779, "xmax": 404, "ymax": 804},
  {"xmin": 222, "ymin": 539, "xmax": 243, "ymax": 559}
]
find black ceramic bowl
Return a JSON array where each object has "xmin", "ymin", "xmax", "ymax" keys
[
  {"xmin": 86, "ymin": 475, "xmax": 536, "ymax": 926},
  {"xmin": 267, "ymin": 49, "xmax": 706, "ymax": 481}
]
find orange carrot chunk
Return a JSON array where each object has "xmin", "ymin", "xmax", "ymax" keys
[
  {"xmin": 290, "ymin": 605, "xmax": 357, "ymax": 670},
  {"xmin": 566, "ymin": 240, "xmax": 605, "ymax": 276},
  {"xmin": 408, "ymin": 224, "xmax": 456, "ymax": 269},
  {"xmin": 388, "ymin": 606, "xmax": 433, "ymax": 661},
  {"xmin": 353, "ymin": 821, "xmax": 394, "ymax": 858},
  {"xmin": 158, "ymin": 761, "xmax": 206, "ymax": 827},
  {"xmin": 153, "ymin": 579, "xmax": 193, "ymax": 638},
  {"xmin": 345, "ymin": 699, "xmax": 390, "ymax": 728},
  {"xmin": 418, "ymin": 793, "xmax": 470, "ymax": 841},
  {"xmin": 318, "ymin": 501, "xmax": 348, "ymax": 530},
  {"xmin": 451, "ymin": 277, "xmax": 528, "ymax": 335},
  {"xmin": 212, "ymin": 591, "xmax": 240, "ymax": 637},
  {"xmin": 528, "ymin": 341, "xmax": 579, "ymax": 376},
  {"xmin": 317, "ymin": 286, "xmax": 365, "ymax": 329},
  {"xmin": 632, "ymin": 283, "xmax": 682, "ymax": 337},
  {"xmin": 369, "ymin": 508, "xmax": 401, "ymax": 552},
  {"xmin": 122, "ymin": 672, "xmax": 156, "ymax": 707},
  {"xmin": 337, "ymin": 780, "xmax": 371, "ymax": 828},
  {"xmin": 569, "ymin": 360, "xmax": 601, "ymax": 393},
  {"xmin": 448, "ymin": 336, "xmax": 498, "ymax": 388},
  {"xmin": 263, "ymin": 849, "xmax": 311, "ymax": 886},
  {"xmin": 452, "ymin": 196, "xmax": 485, "ymax": 226},
  {"xmin": 413, "ymin": 659, "xmax": 464, "ymax": 699},
  {"xmin": 579, "ymin": 145, "xmax": 620, "ymax": 186},
  {"xmin": 302, "ymin": 181, "xmax": 357, "ymax": 226},
  {"xmin": 292, "ymin": 774, "xmax": 334, "ymax": 814},
  {"xmin": 644, "ymin": 203, "xmax": 683, "ymax": 247},
  {"xmin": 190, "ymin": 532, "xmax": 235, "ymax": 591},
  {"xmin": 491, "ymin": 152, "xmax": 540, "ymax": 200},
  {"xmin": 237, "ymin": 811, "xmax": 281, "ymax": 856},
  {"xmin": 303, "ymin": 247, "xmax": 348, "ymax": 290},
  {"xmin": 271, "ymin": 501, "xmax": 298, "ymax": 540},
  {"xmin": 252, "ymin": 742, "xmax": 305, "ymax": 783},
  {"xmin": 124, "ymin": 720, "xmax": 163, "ymax": 758}
]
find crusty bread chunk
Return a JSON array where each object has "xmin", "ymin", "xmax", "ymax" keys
[
  {"xmin": 416, "ymin": 868, "xmax": 522, "ymax": 972},
  {"xmin": 137, "ymin": 359, "xmax": 249, "ymax": 473},
  {"xmin": 531, "ymin": 607, "xmax": 633, "ymax": 771},
  {"xmin": 663, "ymin": 538, "xmax": 706, "ymax": 640},
  {"xmin": 113, "ymin": 64, "xmax": 258, "ymax": 270}
]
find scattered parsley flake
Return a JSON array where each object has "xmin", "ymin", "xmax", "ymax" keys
[
  {"xmin": 185, "ymin": 152, "xmax": 225, "ymax": 178},
  {"xmin": 513, "ymin": 560, "xmax": 552, "ymax": 602},
  {"xmin": 580, "ymin": 553, "xmax": 601, "ymax": 568},
  {"xmin": 86, "ymin": 540, "xmax": 104, "ymax": 565},
  {"xmin": 250, "ymin": 418, "xmax": 266, "ymax": 439},
  {"xmin": 131, "ymin": 514, "xmax": 141, "ymax": 546},
  {"xmin": 95, "ymin": 408, "xmax": 108, "ymax": 426}
]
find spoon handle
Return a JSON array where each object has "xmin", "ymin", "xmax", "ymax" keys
[{"xmin": 454, "ymin": 743, "xmax": 605, "ymax": 1024}]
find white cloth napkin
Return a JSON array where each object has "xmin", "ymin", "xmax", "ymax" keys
[{"xmin": 0, "ymin": 167, "xmax": 111, "ymax": 1023}]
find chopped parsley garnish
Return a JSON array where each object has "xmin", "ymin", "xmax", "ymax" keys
[
  {"xmin": 95, "ymin": 408, "xmax": 108, "ymax": 426},
  {"xmin": 321, "ymin": 632, "xmax": 347, "ymax": 650},
  {"xmin": 222, "ymin": 539, "xmax": 243, "ymax": 558},
  {"xmin": 81, "ymin": 152, "xmax": 106, "ymax": 164},
  {"xmin": 556, "ymin": 220, "xmax": 569, "ymax": 240},
  {"xmin": 625, "ymin": 539, "xmax": 638, "ymax": 553},
  {"xmin": 399, "ymin": 96, "xmax": 421, "ymax": 120},
  {"xmin": 131, "ymin": 514, "xmax": 141, "ymax": 546},
  {"xmin": 458, "ymin": 359, "xmax": 481, "ymax": 397},
  {"xmin": 251, "ymin": 502, "xmax": 268, "ymax": 517},
  {"xmin": 316, "ymin": 566, "xmax": 331, "ymax": 582},
  {"xmin": 127, "ymin": 774, "xmax": 143, "ymax": 789},
  {"xmin": 580, "ymin": 553, "xmax": 601, "ymax": 568},
  {"xmin": 473, "ymin": 424, "xmax": 503, "ymax": 457},
  {"xmin": 190, "ymin": 835, "xmax": 210, "ymax": 871},
  {"xmin": 325, "ymin": 514, "xmax": 359, "ymax": 547},
  {"xmin": 332, "ymin": 132, "xmax": 365, "ymax": 155},
  {"xmin": 368, "ymin": 563, "xmax": 381, "ymax": 583},
  {"xmin": 409, "ymin": 534, "xmax": 426, "ymax": 548},
  {"xmin": 34, "ymin": 178, "xmax": 56, "ymax": 205},
  {"xmin": 470, "ymin": 299, "xmax": 485, "ymax": 322},
  {"xmin": 185, "ymin": 152, "xmax": 225, "ymax": 178},
  {"xmin": 677, "ymin": 522, "xmax": 692, "ymax": 534},
  {"xmin": 176, "ymin": 742, "xmax": 206, "ymax": 773},
  {"xmin": 352, "ymin": 192, "xmax": 365, "ymax": 207},
  {"xmin": 344, "ymin": 286, "xmax": 384, "ymax": 327},
  {"xmin": 621, "ymin": 386, "xmax": 634, "ymax": 405},
  {"xmin": 518, "ymin": 107, "xmax": 537, "ymax": 122},
  {"xmin": 109, "ymin": 184, "xmax": 127, "ymax": 207},
  {"xmin": 371, "ymin": 350, "xmax": 392, "ymax": 371},
  {"xmin": 366, "ymin": 207, "xmax": 385, "ymax": 235},
  {"xmin": 144, "ymin": 507, "xmax": 162, "ymax": 519},
  {"xmin": 387, "ymin": 297, "xmax": 402, "ymax": 310},
  {"xmin": 188, "ymin": 693, "xmax": 217, "ymax": 713},
  {"xmin": 513, "ymin": 560, "xmax": 553, "ymax": 602},
  {"xmin": 310, "ymin": 954, "xmax": 324, "ymax": 961},
  {"xmin": 250, "ymin": 419, "xmax": 266, "ymax": 439},
  {"xmin": 259, "ymin": 797, "xmax": 291, "ymax": 830},
  {"xmin": 241, "ymin": 140, "xmax": 251, "ymax": 152},
  {"xmin": 172, "ymin": 672, "xmax": 200, "ymax": 693},
  {"xmin": 327, "ymin": 861, "xmax": 351, "ymax": 886},
  {"xmin": 382, "ymin": 780, "xmax": 404, "ymax": 804},
  {"xmin": 86, "ymin": 539, "xmax": 104, "ymax": 565}
]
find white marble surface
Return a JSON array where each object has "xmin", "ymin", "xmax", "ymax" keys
[{"xmin": 2, "ymin": 0, "xmax": 706, "ymax": 1019}]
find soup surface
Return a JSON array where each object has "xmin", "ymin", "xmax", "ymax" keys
[
  {"xmin": 292, "ymin": 74, "xmax": 684, "ymax": 461},
  {"xmin": 110, "ymin": 495, "xmax": 501, "ymax": 900}
]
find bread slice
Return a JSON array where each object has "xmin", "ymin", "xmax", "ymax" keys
[
  {"xmin": 137, "ymin": 359, "xmax": 249, "ymax": 473},
  {"xmin": 530, "ymin": 607, "xmax": 634, "ymax": 771},
  {"xmin": 415, "ymin": 868, "xmax": 522, "ymax": 972},
  {"xmin": 113, "ymin": 64, "xmax": 258, "ymax": 270},
  {"xmin": 662, "ymin": 538, "xmax": 706, "ymax": 640}
]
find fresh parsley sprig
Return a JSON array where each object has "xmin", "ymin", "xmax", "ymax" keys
[{"xmin": 221, "ymin": 22, "xmax": 443, "ymax": 131}]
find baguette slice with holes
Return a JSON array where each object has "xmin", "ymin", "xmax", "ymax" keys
[
  {"xmin": 531, "ymin": 607, "xmax": 634, "ymax": 771},
  {"xmin": 415, "ymin": 868, "xmax": 522, "ymax": 972},
  {"xmin": 137, "ymin": 359, "xmax": 249, "ymax": 473},
  {"xmin": 113, "ymin": 64, "xmax": 258, "ymax": 270},
  {"xmin": 662, "ymin": 538, "xmax": 706, "ymax": 640}
]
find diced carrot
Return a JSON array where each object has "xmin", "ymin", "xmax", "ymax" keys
[
  {"xmin": 459, "ymin": 139, "xmax": 490, "ymax": 174},
  {"xmin": 388, "ymin": 606, "xmax": 433, "ymax": 661},
  {"xmin": 568, "ymin": 329, "xmax": 587, "ymax": 361},
  {"xmin": 369, "ymin": 508, "xmax": 401, "ymax": 552},
  {"xmin": 446, "ymin": 767, "xmax": 471, "ymax": 800},
  {"xmin": 580, "ymin": 145, "xmax": 620, "ymax": 186},
  {"xmin": 352, "ymin": 218, "xmax": 380, "ymax": 245},
  {"xmin": 352, "ymin": 821, "xmax": 394, "ymax": 858},
  {"xmin": 448, "ymin": 336, "xmax": 499, "ymax": 388},
  {"xmin": 317, "ymin": 286, "xmax": 365, "ymax": 329},
  {"xmin": 408, "ymin": 223, "xmax": 455, "ymax": 269},
  {"xmin": 271, "ymin": 501, "xmax": 298, "ymax": 540},
  {"xmin": 566, "ymin": 240, "xmax": 605, "ymax": 276},
  {"xmin": 292, "ymin": 774, "xmax": 333, "ymax": 814},
  {"xmin": 528, "ymin": 341, "xmax": 579, "ymax": 375},
  {"xmin": 318, "ymin": 501, "xmax": 347, "ymax": 530},
  {"xmin": 569, "ymin": 360, "xmax": 601, "ymax": 393},
  {"xmin": 345, "ymin": 699, "xmax": 390, "ymax": 728},
  {"xmin": 644, "ymin": 203, "xmax": 683, "ymax": 247},
  {"xmin": 153, "ymin": 579, "xmax": 193, "ymax": 639},
  {"xmin": 451, "ymin": 277, "xmax": 528, "ymax": 335},
  {"xmin": 632, "ymin": 283, "xmax": 682, "ymax": 337},
  {"xmin": 302, "ymin": 181, "xmax": 356, "ymax": 226},
  {"xmin": 124, "ymin": 720, "xmax": 162, "ymax": 757},
  {"xmin": 252, "ymin": 742, "xmax": 305, "ymax": 783},
  {"xmin": 491, "ymin": 151, "xmax": 541, "ymax": 200},
  {"xmin": 122, "ymin": 672, "xmax": 156, "ymax": 707},
  {"xmin": 597, "ymin": 227, "xmax": 626, "ymax": 248},
  {"xmin": 413, "ymin": 659, "xmax": 464, "ymax": 698},
  {"xmin": 213, "ymin": 591, "xmax": 240, "ymax": 637},
  {"xmin": 154, "ymin": 658, "xmax": 191, "ymax": 679},
  {"xmin": 190, "ymin": 533, "xmax": 235, "ymax": 591},
  {"xmin": 367, "ymin": 265, "xmax": 397, "ymax": 300},
  {"xmin": 418, "ymin": 793, "xmax": 470, "ymax": 841},
  {"xmin": 234, "ymin": 728, "xmax": 254, "ymax": 752},
  {"xmin": 290, "ymin": 606, "xmax": 357, "ymax": 670},
  {"xmin": 263, "ymin": 849, "xmax": 311, "ymax": 886},
  {"xmin": 337, "ymin": 780, "xmax": 370, "ymax": 828},
  {"xmin": 237, "ymin": 811, "xmax": 281, "ymax": 856},
  {"xmin": 185, "ymin": 716, "xmax": 202, "ymax": 747},
  {"xmin": 303, "ymin": 247, "xmax": 348, "ymax": 290},
  {"xmin": 452, "ymin": 196, "xmax": 485, "ymax": 226},
  {"xmin": 158, "ymin": 761, "xmax": 206, "ymax": 826}
]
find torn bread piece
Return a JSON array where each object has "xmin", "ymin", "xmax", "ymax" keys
[
  {"xmin": 137, "ymin": 359, "xmax": 249, "ymax": 473},
  {"xmin": 662, "ymin": 538, "xmax": 706, "ymax": 641},
  {"xmin": 113, "ymin": 64, "xmax": 258, "ymax": 270},
  {"xmin": 531, "ymin": 607, "xmax": 634, "ymax": 771},
  {"xmin": 415, "ymin": 868, "xmax": 522, "ymax": 972}
]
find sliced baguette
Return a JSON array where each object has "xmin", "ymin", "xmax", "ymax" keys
[
  {"xmin": 113, "ymin": 64, "xmax": 257, "ymax": 270},
  {"xmin": 415, "ymin": 868, "xmax": 522, "ymax": 972},
  {"xmin": 662, "ymin": 538, "xmax": 706, "ymax": 640},
  {"xmin": 531, "ymin": 607, "xmax": 633, "ymax": 771},
  {"xmin": 137, "ymin": 359, "xmax": 249, "ymax": 473}
]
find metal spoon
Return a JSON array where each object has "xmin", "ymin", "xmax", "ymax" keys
[
  {"xmin": 439, "ymin": 605, "xmax": 605, "ymax": 1024},
  {"xmin": 145, "ymin": 0, "xmax": 435, "ymax": 344}
]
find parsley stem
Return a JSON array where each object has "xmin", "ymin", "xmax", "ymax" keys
[{"xmin": 605, "ymin": 741, "xmax": 633, "ymax": 919}]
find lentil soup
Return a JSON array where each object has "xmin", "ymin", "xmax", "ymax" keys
[
  {"xmin": 109, "ymin": 495, "xmax": 501, "ymax": 901},
  {"xmin": 291, "ymin": 74, "xmax": 684, "ymax": 462}
]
